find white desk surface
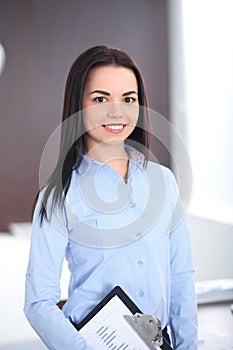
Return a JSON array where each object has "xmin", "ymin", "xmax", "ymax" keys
[{"xmin": 198, "ymin": 302, "xmax": 233, "ymax": 349}]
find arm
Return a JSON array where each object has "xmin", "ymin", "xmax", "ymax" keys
[
  {"xmin": 166, "ymin": 171, "xmax": 198, "ymax": 349},
  {"xmin": 169, "ymin": 219, "xmax": 198, "ymax": 349},
  {"xmin": 24, "ymin": 192, "xmax": 93, "ymax": 350}
]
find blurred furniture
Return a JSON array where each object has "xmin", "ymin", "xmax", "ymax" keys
[{"xmin": 198, "ymin": 301, "xmax": 233, "ymax": 349}]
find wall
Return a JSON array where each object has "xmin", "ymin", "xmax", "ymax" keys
[{"xmin": 0, "ymin": 0, "xmax": 169, "ymax": 230}]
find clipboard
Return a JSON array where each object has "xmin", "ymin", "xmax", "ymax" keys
[{"xmin": 72, "ymin": 286, "xmax": 173, "ymax": 350}]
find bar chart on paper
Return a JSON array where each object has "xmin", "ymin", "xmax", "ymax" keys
[
  {"xmin": 79, "ymin": 295, "xmax": 151, "ymax": 350},
  {"xmin": 96, "ymin": 325, "xmax": 130, "ymax": 349}
]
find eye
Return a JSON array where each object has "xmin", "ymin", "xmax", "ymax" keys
[
  {"xmin": 123, "ymin": 97, "xmax": 136, "ymax": 103},
  {"xmin": 93, "ymin": 96, "xmax": 107, "ymax": 103}
]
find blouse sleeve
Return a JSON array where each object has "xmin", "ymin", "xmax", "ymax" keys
[
  {"xmin": 166, "ymin": 169, "xmax": 198, "ymax": 350},
  {"xmin": 24, "ymin": 190, "xmax": 93, "ymax": 350}
]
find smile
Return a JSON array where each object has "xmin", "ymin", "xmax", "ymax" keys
[{"xmin": 103, "ymin": 124, "xmax": 126, "ymax": 133}]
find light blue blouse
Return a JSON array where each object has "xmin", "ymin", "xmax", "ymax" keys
[{"xmin": 24, "ymin": 145, "xmax": 197, "ymax": 349}]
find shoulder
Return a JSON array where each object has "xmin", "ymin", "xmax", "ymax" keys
[
  {"xmin": 146, "ymin": 161, "xmax": 176, "ymax": 184},
  {"xmin": 145, "ymin": 161, "xmax": 179, "ymax": 204},
  {"xmin": 34, "ymin": 185, "xmax": 54, "ymax": 212}
]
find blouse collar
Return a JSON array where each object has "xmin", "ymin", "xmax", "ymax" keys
[{"xmin": 75, "ymin": 144, "xmax": 145, "ymax": 176}]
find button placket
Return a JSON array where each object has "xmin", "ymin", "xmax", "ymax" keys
[
  {"xmin": 137, "ymin": 260, "xmax": 143, "ymax": 267},
  {"xmin": 126, "ymin": 180, "xmax": 135, "ymax": 208},
  {"xmin": 138, "ymin": 290, "xmax": 144, "ymax": 297},
  {"xmin": 128, "ymin": 201, "xmax": 135, "ymax": 208},
  {"xmin": 136, "ymin": 255, "xmax": 145, "ymax": 299}
]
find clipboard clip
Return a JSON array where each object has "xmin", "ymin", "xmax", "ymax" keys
[{"xmin": 124, "ymin": 313, "xmax": 163, "ymax": 349}]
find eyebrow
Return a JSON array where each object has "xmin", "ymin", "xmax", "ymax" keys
[
  {"xmin": 90, "ymin": 90, "xmax": 110, "ymax": 96},
  {"xmin": 122, "ymin": 90, "xmax": 138, "ymax": 96},
  {"xmin": 89, "ymin": 90, "xmax": 138, "ymax": 96}
]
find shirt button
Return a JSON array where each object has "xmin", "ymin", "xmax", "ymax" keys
[
  {"xmin": 137, "ymin": 260, "xmax": 143, "ymax": 267},
  {"xmin": 138, "ymin": 290, "xmax": 144, "ymax": 297},
  {"xmin": 128, "ymin": 201, "xmax": 135, "ymax": 208}
]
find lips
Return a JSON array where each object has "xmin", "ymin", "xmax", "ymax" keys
[{"xmin": 102, "ymin": 124, "xmax": 126, "ymax": 133}]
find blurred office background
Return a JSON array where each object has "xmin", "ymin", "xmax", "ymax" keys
[{"xmin": 0, "ymin": 0, "xmax": 232, "ymax": 348}]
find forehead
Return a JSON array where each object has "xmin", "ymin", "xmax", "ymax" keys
[{"xmin": 85, "ymin": 65, "xmax": 138, "ymax": 91}]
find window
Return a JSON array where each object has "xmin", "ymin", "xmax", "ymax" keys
[{"xmin": 168, "ymin": 0, "xmax": 233, "ymax": 225}]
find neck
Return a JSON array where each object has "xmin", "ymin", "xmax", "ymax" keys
[
  {"xmin": 85, "ymin": 142, "xmax": 129, "ymax": 181},
  {"xmin": 85, "ymin": 142, "xmax": 128, "ymax": 164}
]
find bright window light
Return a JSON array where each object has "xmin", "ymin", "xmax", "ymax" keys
[{"xmin": 175, "ymin": 1, "xmax": 233, "ymax": 224}]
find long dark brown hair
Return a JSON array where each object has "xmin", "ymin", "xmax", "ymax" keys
[{"xmin": 36, "ymin": 45, "xmax": 151, "ymax": 223}]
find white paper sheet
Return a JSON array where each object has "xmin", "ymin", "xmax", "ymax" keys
[{"xmin": 79, "ymin": 295, "xmax": 157, "ymax": 350}]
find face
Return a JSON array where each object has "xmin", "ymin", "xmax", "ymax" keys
[{"xmin": 82, "ymin": 65, "xmax": 139, "ymax": 152}]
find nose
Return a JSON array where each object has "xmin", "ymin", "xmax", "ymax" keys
[{"xmin": 107, "ymin": 102, "xmax": 123, "ymax": 119}]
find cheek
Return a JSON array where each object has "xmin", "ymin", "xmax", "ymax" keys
[
  {"xmin": 82, "ymin": 109, "xmax": 103, "ymax": 131},
  {"xmin": 127, "ymin": 105, "xmax": 139, "ymax": 126}
]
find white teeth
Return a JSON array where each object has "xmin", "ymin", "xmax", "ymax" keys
[{"xmin": 105, "ymin": 125, "xmax": 124, "ymax": 130}]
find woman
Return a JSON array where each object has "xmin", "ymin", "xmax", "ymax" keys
[{"xmin": 24, "ymin": 45, "xmax": 197, "ymax": 349}]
